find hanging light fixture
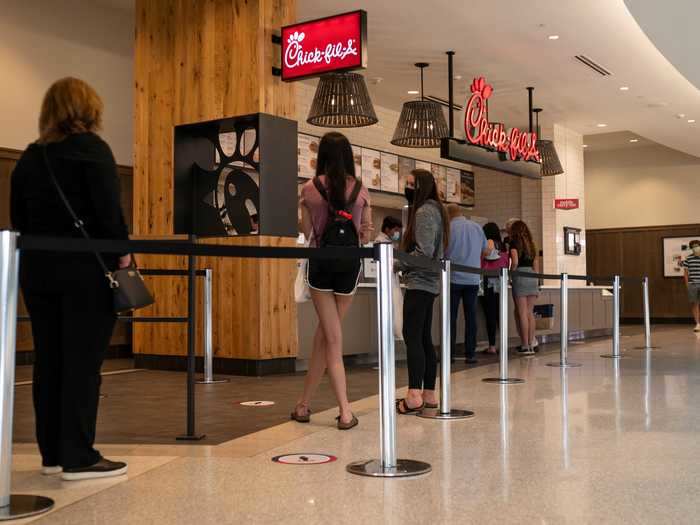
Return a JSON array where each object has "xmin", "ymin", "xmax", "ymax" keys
[
  {"xmin": 391, "ymin": 63, "xmax": 449, "ymax": 148},
  {"xmin": 533, "ymin": 107, "xmax": 564, "ymax": 176},
  {"xmin": 306, "ymin": 72, "xmax": 378, "ymax": 128}
]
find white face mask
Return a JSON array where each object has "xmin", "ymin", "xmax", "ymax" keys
[
  {"xmin": 693, "ymin": 246, "xmax": 700, "ymax": 256},
  {"xmin": 391, "ymin": 231, "xmax": 401, "ymax": 242}
]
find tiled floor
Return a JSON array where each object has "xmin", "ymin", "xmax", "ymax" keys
[{"xmin": 9, "ymin": 325, "xmax": 700, "ymax": 524}]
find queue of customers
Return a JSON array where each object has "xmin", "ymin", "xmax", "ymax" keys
[{"xmin": 293, "ymin": 131, "xmax": 541, "ymax": 420}]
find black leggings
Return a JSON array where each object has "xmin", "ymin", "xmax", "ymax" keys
[
  {"xmin": 480, "ymin": 281, "xmax": 500, "ymax": 346},
  {"xmin": 403, "ymin": 289, "xmax": 437, "ymax": 390}
]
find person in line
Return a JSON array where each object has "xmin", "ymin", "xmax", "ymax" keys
[
  {"xmin": 375, "ymin": 216, "xmax": 404, "ymax": 341},
  {"xmin": 682, "ymin": 239, "xmax": 700, "ymax": 332},
  {"xmin": 509, "ymin": 220, "xmax": 540, "ymax": 355},
  {"xmin": 10, "ymin": 78, "xmax": 130, "ymax": 480},
  {"xmin": 292, "ymin": 132, "xmax": 372, "ymax": 430},
  {"xmin": 445, "ymin": 205, "xmax": 489, "ymax": 364},
  {"xmin": 480, "ymin": 222, "xmax": 510, "ymax": 354},
  {"xmin": 395, "ymin": 169, "xmax": 449, "ymax": 414}
]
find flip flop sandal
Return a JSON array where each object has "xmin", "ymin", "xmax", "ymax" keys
[
  {"xmin": 335, "ymin": 414, "xmax": 359, "ymax": 430},
  {"xmin": 424, "ymin": 402, "xmax": 439, "ymax": 409},
  {"xmin": 395, "ymin": 398, "xmax": 424, "ymax": 415},
  {"xmin": 290, "ymin": 407, "xmax": 311, "ymax": 423}
]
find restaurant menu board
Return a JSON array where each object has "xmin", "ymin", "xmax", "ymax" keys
[
  {"xmin": 445, "ymin": 167, "xmax": 461, "ymax": 203},
  {"xmin": 460, "ymin": 170, "xmax": 475, "ymax": 206},
  {"xmin": 431, "ymin": 164, "xmax": 447, "ymax": 202},
  {"xmin": 351, "ymin": 145, "xmax": 363, "ymax": 177},
  {"xmin": 398, "ymin": 156, "xmax": 415, "ymax": 192},
  {"xmin": 297, "ymin": 134, "xmax": 319, "ymax": 179},
  {"xmin": 380, "ymin": 152, "xmax": 399, "ymax": 193},
  {"xmin": 415, "ymin": 160, "xmax": 432, "ymax": 172},
  {"xmin": 361, "ymin": 148, "xmax": 382, "ymax": 190}
]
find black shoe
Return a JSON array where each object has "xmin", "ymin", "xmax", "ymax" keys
[
  {"xmin": 62, "ymin": 457, "xmax": 128, "ymax": 481},
  {"xmin": 517, "ymin": 346, "xmax": 530, "ymax": 354},
  {"xmin": 465, "ymin": 357, "xmax": 478, "ymax": 365}
]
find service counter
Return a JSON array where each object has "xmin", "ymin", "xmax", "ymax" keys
[{"xmin": 296, "ymin": 283, "xmax": 613, "ymax": 367}]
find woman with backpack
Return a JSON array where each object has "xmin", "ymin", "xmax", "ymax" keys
[
  {"xmin": 292, "ymin": 132, "xmax": 371, "ymax": 430},
  {"xmin": 396, "ymin": 169, "xmax": 449, "ymax": 414}
]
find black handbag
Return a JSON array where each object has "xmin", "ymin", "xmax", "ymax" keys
[{"xmin": 41, "ymin": 145, "xmax": 154, "ymax": 314}]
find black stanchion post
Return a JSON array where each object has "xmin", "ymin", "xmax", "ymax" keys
[
  {"xmin": 177, "ymin": 234, "xmax": 205, "ymax": 441},
  {"xmin": 0, "ymin": 231, "xmax": 54, "ymax": 520}
]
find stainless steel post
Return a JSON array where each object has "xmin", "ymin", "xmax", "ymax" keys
[
  {"xmin": 0, "ymin": 231, "xmax": 54, "ymax": 520},
  {"xmin": 547, "ymin": 273, "xmax": 581, "ymax": 368},
  {"xmin": 635, "ymin": 277, "xmax": 658, "ymax": 350},
  {"xmin": 347, "ymin": 242, "xmax": 431, "ymax": 477},
  {"xmin": 420, "ymin": 260, "xmax": 474, "ymax": 420},
  {"xmin": 197, "ymin": 269, "xmax": 228, "ymax": 384},
  {"xmin": 484, "ymin": 268, "xmax": 524, "ymax": 384},
  {"xmin": 602, "ymin": 275, "xmax": 624, "ymax": 359}
]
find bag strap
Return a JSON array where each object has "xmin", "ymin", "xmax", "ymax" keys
[
  {"xmin": 313, "ymin": 176, "xmax": 362, "ymax": 212},
  {"xmin": 41, "ymin": 145, "xmax": 116, "ymax": 285}
]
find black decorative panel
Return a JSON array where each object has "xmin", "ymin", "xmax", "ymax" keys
[{"xmin": 174, "ymin": 113, "xmax": 298, "ymax": 237}]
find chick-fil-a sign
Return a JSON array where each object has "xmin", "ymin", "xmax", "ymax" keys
[
  {"xmin": 281, "ymin": 10, "xmax": 367, "ymax": 82},
  {"xmin": 464, "ymin": 77, "xmax": 541, "ymax": 163}
]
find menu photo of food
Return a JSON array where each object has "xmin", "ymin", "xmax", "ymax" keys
[
  {"xmin": 460, "ymin": 170, "xmax": 475, "ymax": 206},
  {"xmin": 351, "ymin": 144, "xmax": 363, "ymax": 177},
  {"xmin": 431, "ymin": 164, "xmax": 447, "ymax": 202},
  {"xmin": 380, "ymin": 152, "xmax": 399, "ymax": 193},
  {"xmin": 361, "ymin": 148, "xmax": 382, "ymax": 191},
  {"xmin": 398, "ymin": 156, "xmax": 416, "ymax": 192},
  {"xmin": 297, "ymin": 133, "xmax": 319, "ymax": 179},
  {"xmin": 445, "ymin": 167, "xmax": 461, "ymax": 203}
]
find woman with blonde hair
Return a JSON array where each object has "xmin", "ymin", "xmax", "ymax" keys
[
  {"xmin": 509, "ymin": 220, "xmax": 540, "ymax": 355},
  {"xmin": 11, "ymin": 77, "xmax": 130, "ymax": 480}
]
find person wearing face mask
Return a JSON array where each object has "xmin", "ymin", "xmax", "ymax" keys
[
  {"xmin": 375, "ymin": 216, "xmax": 403, "ymax": 244},
  {"xmin": 682, "ymin": 239, "xmax": 700, "ymax": 332},
  {"xmin": 395, "ymin": 169, "xmax": 449, "ymax": 414}
]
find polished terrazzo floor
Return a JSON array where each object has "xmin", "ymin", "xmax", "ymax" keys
[{"xmin": 9, "ymin": 325, "xmax": 700, "ymax": 524}]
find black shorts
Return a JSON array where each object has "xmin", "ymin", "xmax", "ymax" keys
[{"xmin": 306, "ymin": 259, "xmax": 361, "ymax": 295}]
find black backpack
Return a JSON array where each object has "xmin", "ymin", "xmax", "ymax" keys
[{"xmin": 312, "ymin": 176, "xmax": 362, "ymax": 273}]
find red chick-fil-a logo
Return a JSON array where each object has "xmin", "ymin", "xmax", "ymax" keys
[
  {"xmin": 464, "ymin": 77, "xmax": 541, "ymax": 163},
  {"xmin": 284, "ymin": 31, "xmax": 358, "ymax": 70}
]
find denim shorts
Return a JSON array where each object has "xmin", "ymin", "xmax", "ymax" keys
[{"xmin": 688, "ymin": 282, "xmax": 700, "ymax": 304}]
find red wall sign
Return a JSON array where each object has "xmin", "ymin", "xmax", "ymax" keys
[
  {"xmin": 464, "ymin": 77, "xmax": 541, "ymax": 163},
  {"xmin": 281, "ymin": 10, "xmax": 367, "ymax": 82},
  {"xmin": 554, "ymin": 198, "xmax": 580, "ymax": 210}
]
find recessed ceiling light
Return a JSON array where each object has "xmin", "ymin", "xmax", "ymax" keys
[
  {"xmin": 619, "ymin": 86, "xmax": 629, "ymax": 91},
  {"xmin": 597, "ymin": 123, "xmax": 607, "ymax": 128},
  {"xmin": 582, "ymin": 144, "xmax": 588, "ymax": 148},
  {"xmin": 688, "ymin": 119, "xmax": 696, "ymax": 123},
  {"xmin": 629, "ymin": 139, "xmax": 638, "ymax": 143},
  {"xmin": 454, "ymin": 75, "xmax": 463, "ymax": 80},
  {"xmin": 548, "ymin": 35, "xmax": 560, "ymax": 40},
  {"xmin": 407, "ymin": 90, "xmax": 419, "ymax": 95},
  {"xmin": 677, "ymin": 113, "xmax": 686, "ymax": 118}
]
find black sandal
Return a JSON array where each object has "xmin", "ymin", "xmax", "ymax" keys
[
  {"xmin": 395, "ymin": 398, "xmax": 424, "ymax": 415},
  {"xmin": 290, "ymin": 406, "xmax": 311, "ymax": 423}
]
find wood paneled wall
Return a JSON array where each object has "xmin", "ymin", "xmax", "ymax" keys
[
  {"xmin": 0, "ymin": 146, "xmax": 134, "ymax": 351},
  {"xmin": 587, "ymin": 224, "xmax": 700, "ymax": 320},
  {"xmin": 133, "ymin": 0, "xmax": 298, "ymax": 362}
]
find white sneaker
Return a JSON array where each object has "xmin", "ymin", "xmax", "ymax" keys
[
  {"xmin": 41, "ymin": 466, "xmax": 62, "ymax": 476},
  {"xmin": 694, "ymin": 324, "xmax": 700, "ymax": 332},
  {"xmin": 523, "ymin": 346, "xmax": 536, "ymax": 356},
  {"xmin": 531, "ymin": 338, "xmax": 539, "ymax": 349}
]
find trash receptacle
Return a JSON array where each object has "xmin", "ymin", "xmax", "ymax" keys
[{"xmin": 534, "ymin": 303, "xmax": 555, "ymax": 330}]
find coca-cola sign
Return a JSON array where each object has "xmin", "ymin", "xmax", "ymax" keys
[
  {"xmin": 554, "ymin": 198, "xmax": 579, "ymax": 210},
  {"xmin": 281, "ymin": 11, "xmax": 367, "ymax": 82},
  {"xmin": 464, "ymin": 77, "xmax": 541, "ymax": 163}
]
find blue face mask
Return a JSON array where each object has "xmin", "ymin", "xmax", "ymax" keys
[{"xmin": 391, "ymin": 231, "xmax": 401, "ymax": 242}]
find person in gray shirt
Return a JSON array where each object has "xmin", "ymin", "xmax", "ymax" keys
[{"xmin": 396, "ymin": 169, "xmax": 449, "ymax": 414}]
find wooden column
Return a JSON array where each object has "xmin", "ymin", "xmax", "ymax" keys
[{"xmin": 133, "ymin": 0, "xmax": 298, "ymax": 374}]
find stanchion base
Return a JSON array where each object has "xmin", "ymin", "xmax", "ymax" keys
[
  {"xmin": 0, "ymin": 495, "xmax": 54, "ymax": 521},
  {"xmin": 600, "ymin": 354, "xmax": 626, "ymax": 359},
  {"xmin": 346, "ymin": 459, "xmax": 432, "ymax": 478},
  {"xmin": 482, "ymin": 377, "xmax": 525, "ymax": 384},
  {"xmin": 417, "ymin": 408, "xmax": 475, "ymax": 420},
  {"xmin": 176, "ymin": 434, "xmax": 206, "ymax": 441},
  {"xmin": 196, "ymin": 378, "xmax": 230, "ymax": 384},
  {"xmin": 633, "ymin": 346, "xmax": 660, "ymax": 350},
  {"xmin": 546, "ymin": 362, "xmax": 582, "ymax": 368}
]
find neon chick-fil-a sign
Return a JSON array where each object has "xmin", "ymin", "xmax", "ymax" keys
[{"xmin": 464, "ymin": 77, "xmax": 541, "ymax": 163}]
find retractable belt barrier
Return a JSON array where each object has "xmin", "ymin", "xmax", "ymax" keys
[{"xmin": 0, "ymin": 230, "xmax": 656, "ymax": 507}]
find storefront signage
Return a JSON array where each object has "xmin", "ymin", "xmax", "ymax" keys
[
  {"xmin": 464, "ymin": 77, "xmax": 541, "ymax": 162},
  {"xmin": 554, "ymin": 198, "xmax": 579, "ymax": 210},
  {"xmin": 281, "ymin": 10, "xmax": 367, "ymax": 82}
]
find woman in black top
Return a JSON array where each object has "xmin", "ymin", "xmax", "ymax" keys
[
  {"xmin": 509, "ymin": 220, "xmax": 540, "ymax": 356},
  {"xmin": 10, "ymin": 78, "xmax": 130, "ymax": 480}
]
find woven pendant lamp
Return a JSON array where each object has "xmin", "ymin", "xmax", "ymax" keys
[
  {"xmin": 391, "ymin": 63, "xmax": 448, "ymax": 148},
  {"xmin": 533, "ymin": 108, "xmax": 564, "ymax": 176},
  {"xmin": 307, "ymin": 72, "xmax": 378, "ymax": 128}
]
